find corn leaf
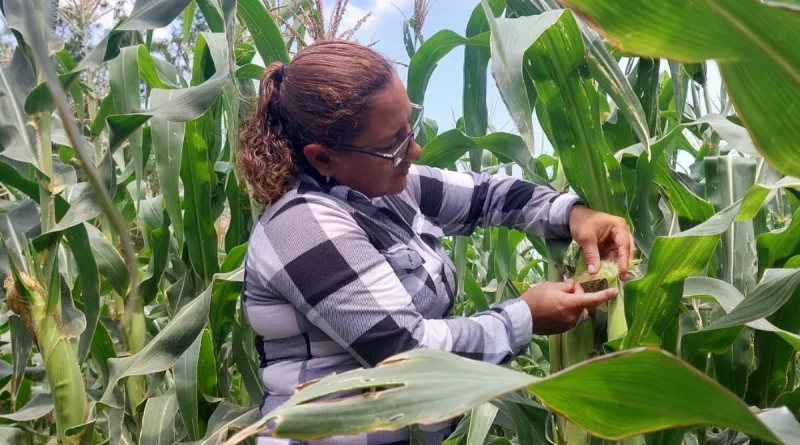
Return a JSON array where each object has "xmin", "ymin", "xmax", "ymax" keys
[
  {"xmin": 559, "ymin": 0, "xmax": 800, "ymax": 178},
  {"xmin": 140, "ymin": 393, "xmax": 179, "ymax": 445},
  {"xmin": 525, "ymin": 10, "xmax": 629, "ymax": 220},
  {"xmin": 622, "ymin": 203, "xmax": 740, "ymax": 348},
  {"xmin": 247, "ymin": 347, "xmax": 786, "ymax": 444},
  {"xmin": 237, "ymin": 0, "xmax": 290, "ymax": 65},
  {"xmin": 480, "ymin": 4, "xmax": 561, "ymax": 153}
]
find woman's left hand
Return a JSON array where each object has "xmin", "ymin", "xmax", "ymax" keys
[{"xmin": 568, "ymin": 205, "xmax": 636, "ymax": 280}]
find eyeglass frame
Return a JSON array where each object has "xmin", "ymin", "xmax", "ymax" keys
[{"xmin": 331, "ymin": 103, "xmax": 424, "ymax": 168}]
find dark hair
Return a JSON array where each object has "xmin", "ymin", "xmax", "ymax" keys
[{"xmin": 238, "ymin": 39, "xmax": 395, "ymax": 205}]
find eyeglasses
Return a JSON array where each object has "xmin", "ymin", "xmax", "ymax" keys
[{"xmin": 333, "ymin": 103, "xmax": 424, "ymax": 168}]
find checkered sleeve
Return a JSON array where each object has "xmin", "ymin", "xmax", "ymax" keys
[
  {"xmin": 250, "ymin": 195, "xmax": 532, "ymax": 367},
  {"xmin": 407, "ymin": 165, "xmax": 581, "ymax": 239}
]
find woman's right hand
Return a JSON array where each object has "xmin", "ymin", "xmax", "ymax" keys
[{"xmin": 521, "ymin": 280, "xmax": 618, "ymax": 335}]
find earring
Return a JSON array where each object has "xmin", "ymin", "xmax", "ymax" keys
[{"xmin": 326, "ymin": 176, "xmax": 331, "ymax": 184}]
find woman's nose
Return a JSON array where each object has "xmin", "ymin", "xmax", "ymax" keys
[{"xmin": 407, "ymin": 140, "xmax": 423, "ymax": 162}]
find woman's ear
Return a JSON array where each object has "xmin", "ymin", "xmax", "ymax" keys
[{"xmin": 303, "ymin": 144, "xmax": 336, "ymax": 176}]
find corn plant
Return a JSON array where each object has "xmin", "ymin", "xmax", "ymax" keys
[{"xmin": 1, "ymin": 0, "xmax": 799, "ymax": 444}]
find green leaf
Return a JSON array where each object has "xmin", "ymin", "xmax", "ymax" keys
[
  {"xmin": 480, "ymin": 4, "xmax": 561, "ymax": 153},
  {"xmin": 757, "ymin": 208, "xmax": 800, "ymax": 275},
  {"xmin": 464, "ymin": 0, "xmax": 505, "ymax": 141},
  {"xmin": 622, "ymin": 203, "xmax": 741, "ymax": 348},
  {"xmin": 232, "ymin": 304, "xmax": 264, "ymax": 404},
  {"xmin": 237, "ymin": 0, "xmax": 290, "ymax": 65},
  {"xmin": 526, "ymin": 10, "xmax": 629, "ymax": 220},
  {"xmin": 707, "ymin": 268, "xmax": 800, "ymax": 331},
  {"xmin": 684, "ymin": 275, "xmax": 800, "ymax": 351},
  {"xmin": 0, "ymin": 427, "xmax": 24, "ymax": 445},
  {"xmin": 84, "ymin": 223, "xmax": 129, "ymax": 296},
  {"xmin": 0, "ymin": 50, "xmax": 38, "ymax": 170},
  {"xmin": 140, "ymin": 393, "xmax": 179, "ymax": 445},
  {"xmin": 149, "ymin": 89, "xmax": 186, "ymax": 248},
  {"xmin": 137, "ymin": 46, "xmax": 181, "ymax": 89},
  {"xmin": 0, "ymin": 393, "xmax": 53, "ymax": 421},
  {"xmin": 190, "ymin": 401, "xmax": 261, "ymax": 445},
  {"xmin": 631, "ymin": 58, "xmax": 660, "ymax": 136},
  {"xmin": 235, "ymin": 63, "xmax": 264, "ymax": 80},
  {"xmin": 181, "ymin": 118, "xmax": 219, "ymax": 284},
  {"xmin": 467, "ymin": 403, "xmax": 498, "ymax": 445},
  {"xmin": 255, "ymin": 347, "xmax": 784, "ymax": 444},
  {"xmin": 1, "ymin": 0, "xmax": 63, "ymax": 55},
  {"xmin": 738, "ymin": 176, "xmax": 800, "ymax": 222},
  {"xmin": 705, "ymin": 156, "xmax": 760, "ymax": 294},
  {"xmin": 109, "ymin": 46, "xmax": 145, "ymax": 194},
  {"xmin": 9, "ymin": 315, "xmax": 32, "ymax": 403},
  {"xmin": 106, "ymin": 70, "xmax": 228, "ymax": 152},
  {"xmin": 98, "ymin": 268, "xmax": 241, "ymax": 407},
  {"xmin": 48, "ymin": 149, "xmax": 115, "ymax": 233},
  {"xmin": 419, "ymin": 129, "xmax": 546, "ymax": 183},
  {"xmin": 407, "ymin": 29, "xmax": 490, "ymax": 121},
  {"xmin": 559, "ymin": 0, "xmax": 800, "ymax": 178},
  {"xmin": 140, "ymin": 205, "xmax": 170, "ymax": 304},
  {"xmin": 64, "ymin": 225, "xmax": 99, "ymax": 363},
  {"xmin": 176, "ymin": 332, "xmax": 203, "ymax": 440},
  {"xmin": 183, "ymin": 0, "xmax": 197, "ymax": 43},
  {"xmin": 196, "ymin": 0, "xmax": 224, "ymax": 33}
]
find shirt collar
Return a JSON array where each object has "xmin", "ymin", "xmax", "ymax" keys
[{"xmin": 300, "ymin": 168, "xmax": 374, "ymax": 205}]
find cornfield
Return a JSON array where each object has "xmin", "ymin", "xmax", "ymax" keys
[{"xmin": 0, "ymin": 0, "xmax": 799, "ymax": 444}]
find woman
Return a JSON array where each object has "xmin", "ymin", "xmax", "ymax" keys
[{"xmin": 239, "ymin": 39, "xmax": 635, "ymax": 445}]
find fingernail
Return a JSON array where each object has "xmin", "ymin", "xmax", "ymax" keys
[
  {"xmin": 609, "ymin": 288, "xmax": 619, "ymax": 296},
  {"xmin": 588, "ymin": 264, "xmax": 596, "ymax": 274}
]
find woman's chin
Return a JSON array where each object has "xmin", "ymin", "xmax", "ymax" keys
[{"xmin": 385, "ymin": 175, "xmax": 408, "ymax": 195}]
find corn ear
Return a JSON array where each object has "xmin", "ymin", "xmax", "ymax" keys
[{"xmin": 4, "ymin": 260, "xmax": 88, "ymax": 444}]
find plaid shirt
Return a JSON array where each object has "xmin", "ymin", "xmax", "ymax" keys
[{"xmin": 243, "ymin": 165, "xmax": 579, "ymax": 445}]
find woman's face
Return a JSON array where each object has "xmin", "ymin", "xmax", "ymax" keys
[{"xmin": 304, "ymin": 74, "xmax": 423, "ymax": 199}]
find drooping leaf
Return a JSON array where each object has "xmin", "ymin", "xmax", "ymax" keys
[
  {"xmin": 480, "ymin": 3, "xmax": 562, "ymax": 153},
  {"xmin": 249, "ymin": 347, "xmax": 785, "ymax": 444},
  {"xmin": 558, "ymin": 0, "xmax": 800, "ymax": 178},
  {"xmin": 419, "ymin": 129, "xmax": 539, "ymax": 179},
  {"xmin": 0, "ymin": 393, "xmax": 53, "ymax": 421},
  {"xmin": 106, "ymin": 70, "xmax": 228, "ymax": 152},
  {"xmin": 84, "ymin": 223, "xmax": 129, "ymax": 296}
]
